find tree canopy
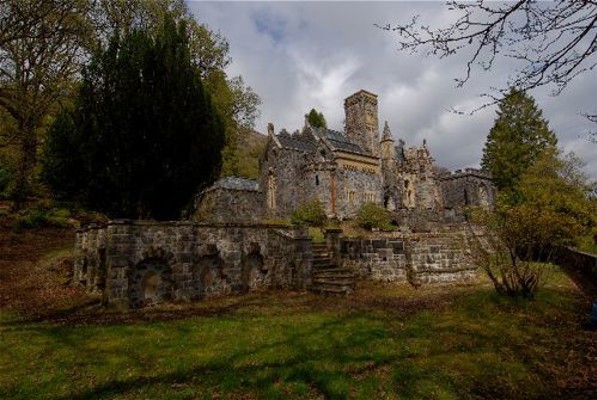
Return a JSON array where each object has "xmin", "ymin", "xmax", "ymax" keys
[
  {"xmin": 42, "ymin": 16, "xmax": 225, "ymax": 220},
  {"xmin": 0, "ymin": 0, "xmax": 261, "ymax": 209},
  {"xmin": 89, "ymin": 0, "xmax": 262, "ymax": 178},
  {"xmin": 0, "ymin": 0, "xmax": 93, "ymax": 208},
  {"xmin": 481, "ymin": 88, "xmax": 557, "ymax": 195},
  {"xmin": 306, "ymin": 108, "xmax": 327, "ymax": 129},
  {"xmin": 474, "ymin": 148, "xmax": 595, "ymax": 298}
]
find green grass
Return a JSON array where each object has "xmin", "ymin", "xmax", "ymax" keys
[
  {"xmin": 308, "ymin": 226, "xmax": 325, "ymax": 243},
  {"xmin": 0, "ymin": 273, "xmax": 592, "ymax": 400}
]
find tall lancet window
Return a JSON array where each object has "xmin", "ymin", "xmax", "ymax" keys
[{"xmin": 268, "ymin": 173, "xmax": 277, "ymax": 210}]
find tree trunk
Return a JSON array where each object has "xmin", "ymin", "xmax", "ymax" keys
[{"xmin": 12, "ymin": 117, "xmax": 38, "ymax": 211}]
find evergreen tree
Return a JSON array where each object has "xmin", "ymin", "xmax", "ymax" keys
[
  {"xmin": 43, "ymin": 16, "xmax": 225, "ymax": 220},
  {"xmin": 481, "ymin": 88, "xmax": 557, "ymax": 194},
  {"xmin": 306, "ymin": 108, "xmax": 327, "ymax": 129}
]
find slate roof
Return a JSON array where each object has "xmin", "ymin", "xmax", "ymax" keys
[
  {"xmin": 324, "ymin": 129, "xmax": 366, "ymax": 155},
  {"xmin": 275, "ymin": 127, "xmax": 367, "ymax": 155},
  {"xmin": 277, "ymin": 131, "xmax": 316, "ymax": 152},
  {"xmin": 210, "ymin": 177, "xmax": 259, "ymax": 192}
]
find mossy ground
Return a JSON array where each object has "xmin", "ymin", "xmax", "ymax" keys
[{"xmin": 1, "ymin": 215, "xmax": 595, "ymax": 399}]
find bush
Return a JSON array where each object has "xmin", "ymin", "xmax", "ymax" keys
[
  {"xmin": 356, "ymin": 202, "xmax": 393, "ymax": 231},
  {"xmin": 15, "ymin": 208, "xmax": 73, "ymax": 230},
  {"xmin": 290, "ymin": 199, "xmax": 327, "ymax": 227}
]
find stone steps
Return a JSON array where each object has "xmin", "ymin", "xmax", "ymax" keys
[{"xmin": 310, "ymin": 243, "xmax": 355, "ymax": 295}]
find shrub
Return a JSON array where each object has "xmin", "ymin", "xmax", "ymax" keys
[
  {"xmin": 15, "ymin": 208, "xmax": 73, "ymax": 230},
  {"xmin": 356, "ymin": 202, "xmax": 393, "ymax": 231},
  {"xmin": 290, "ymin": 199, "xmax": 327, "ymax": 227}
]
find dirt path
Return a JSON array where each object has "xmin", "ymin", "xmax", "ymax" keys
[{"xmin": 0, "ymin": 216, "xmax": 83, "ymax": 316}]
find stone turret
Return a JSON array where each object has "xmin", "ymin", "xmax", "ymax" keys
[
  {"xmin": 344, "ymin": 90, "xmax": 380, "ymax": 157},
  {"xmin": 380, "ymin": 121, "xmax": 395, "ymax": 160}
]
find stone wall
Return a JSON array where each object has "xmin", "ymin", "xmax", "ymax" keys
[
  {"xmin": 439, "ymin": 169, "xmax": 495, "ymax": 221},
  {"xmin": 337, "ymin": 167, "xmax": 383, "ymax": 219},
  {"xmin": 195, "ymin": 187, "xmax": 263, "ymax": 222},
  {"xmin": 336, "ymin": 228, "xmax": 478, "ymax": 285},
  {"xmin": 75, "ymin": 221, "xmax": 312, "ymax": 308},
  {"xmin": 261, "ymin": 143, "xmax": 316, "ymax": 218},
  {"xmin": 555, "ymin": 247, "xmax": 597, "ymax": 282}
]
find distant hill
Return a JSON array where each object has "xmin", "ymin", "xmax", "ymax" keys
[{"xmin": 230, "ymin": 129, "xmax": 268, "ymax": 179}]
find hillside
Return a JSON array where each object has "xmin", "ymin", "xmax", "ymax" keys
[{"xmin": 229, "ymin": 129, "xmax": 268, "ymax": 179}]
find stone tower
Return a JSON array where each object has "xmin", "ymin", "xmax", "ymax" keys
[{"xmin": 344, "ymin": 90, "xmax": 380, "ymax": 157}]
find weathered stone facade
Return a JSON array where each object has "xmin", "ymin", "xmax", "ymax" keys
[
  {"xmin": 75, "ymin": 221, "xmax": 312, "ymax": 308},
  {"xmin": 196, "ymin": 89, "xmax": 495, "ymax": 226}
]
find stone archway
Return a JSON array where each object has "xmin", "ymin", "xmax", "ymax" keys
[
  {"xmin": 193, "ymin": 253, "xmax": 226, "ymax": 299},
  {"xmin": 128, "ymin": 257, "xmax": 173, "ymax": 308},
  {"xmin": 383, "ymin": 186, "xmax": 401, "ymax": 211},
  {"xmin": 478, "ymin": 185, "xmax": 490, "ymax": 207},
  {"xmin": 241, "ymin": 243, "xmax": 266, "ymax": 293}
]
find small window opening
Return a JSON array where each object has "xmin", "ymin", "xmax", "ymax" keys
[{"xmin": 315, "ymin": 175, "xmax": 319, "ymax": 186}]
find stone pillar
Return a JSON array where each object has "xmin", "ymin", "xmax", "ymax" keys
[
  {"xmin": 324, "ymin": 228, "xmax": 343, "ymax": 267},
  {"xmin": 292, "ymin": 226, "xmax": 313, "ymax": 289}
]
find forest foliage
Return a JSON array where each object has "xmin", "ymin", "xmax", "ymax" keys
[
  {"xmin": 43, "ymin": 16, "xmax": 224, "ymax": 220},
  {"xmin": 0, "ymin": 0, "xmax": 261, "ymax": 214}
]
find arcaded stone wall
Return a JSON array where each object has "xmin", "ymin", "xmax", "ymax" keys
[
  {"xmin": 337, "ymin": 229, "xmax": 478, "ymax": 285},
  {"xmin": 75, "ymin": 221, "xmax": 312, "ymax": 308}
]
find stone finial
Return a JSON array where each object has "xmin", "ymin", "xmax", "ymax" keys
[
  {"xmin": 381, "ymin": 121, "xmax": 394, "ymax": 142},
  {"xmin": 423, "ymin": 138, "xmax": 427, "ymax": 147},
  {"xmin": 267, "ymin": 122, "xmax": 274, "ymax": 136}
]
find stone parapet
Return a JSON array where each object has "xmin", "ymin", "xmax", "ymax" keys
[{"xmin": 338, "ymin": 228, "xmax": 479, "ymax": 285}]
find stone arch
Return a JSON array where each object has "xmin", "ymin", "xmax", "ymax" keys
[
  {"xmin": 241, "ymin": 242, "xmax": 266, "ymax": 293},
  {"xmin": 477, "ymin": 184, "xmax": 490, "ymax": 207},
  {"xmin": 127, "ymin": 256, "xmax": 173, "ymax": 308},
  {"xmin": 383, "ymin": 186, "xmax": 400, "ymax": 211},
  {"xmin": 193, "ymin": 249, "xmax": 226, "ymax": 299}
]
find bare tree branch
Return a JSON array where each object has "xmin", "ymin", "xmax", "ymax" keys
[{"xmin": 379, "ymin": 0, "xmax": 597, "ymax": 119}]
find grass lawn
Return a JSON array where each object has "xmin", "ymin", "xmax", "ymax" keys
[
  {"xmin": 0, "ymin": 220, "xmax": 595, "ymax": 399},
  {"xmin": 1, "ymin": 276, "xmax": 596, "ymax": 399}
]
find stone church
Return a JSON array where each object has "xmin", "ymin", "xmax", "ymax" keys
[{"xmin": 197, "ymin": 89, "xmax": 495, "ymax": 226}]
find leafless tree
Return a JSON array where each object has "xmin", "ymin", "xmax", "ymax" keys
[{"xmin": 379, "ymin": 0, "xmax": 596, "ymax": 122}]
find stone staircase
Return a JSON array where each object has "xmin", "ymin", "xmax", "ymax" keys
[{"xmin": 311, "ymin": 242, "xmax": 356, "ymax": 295}]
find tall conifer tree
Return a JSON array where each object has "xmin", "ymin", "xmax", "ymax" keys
[
  {"xmin": 43, "ymin": 16, "xmax": 225, "ymax": 219},
  {"xmin": 481, "ymin": 88, "xmax": 557, "ymax": 194}
]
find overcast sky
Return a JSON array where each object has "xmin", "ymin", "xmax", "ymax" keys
[{"xmin": 188, "ymin": 1, "xmax": 597, "ymax": 179}]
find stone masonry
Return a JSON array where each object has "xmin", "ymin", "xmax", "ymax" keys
[
  {"xmin": 75, "ymin": 221, "xmax": 482, "ymax": 307},
  {"xmin": 75, "ymin": 221, "xmax": 312, "ymax": 308},
  {"xmin": 196, "ymin": 89, "xmax": 496, "ymax": 227},
  {"xmin": 337, "ymin": 227, "xmax": 478, "ymax": 285}
]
